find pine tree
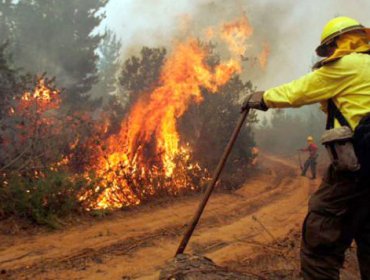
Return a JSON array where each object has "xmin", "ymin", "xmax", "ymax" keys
[
  {"xmin": 0, "ymin": 44, "xmax": 16, "ymax": 117},
  {"xmin": 0, "ymin": 0, "xmax": 14, "ymax": 43},
  {"xmin": 119, "ymin": 47, "xmax": 167, "ymax": 108},
  {"xmin": 10, "ymin": 0, "xmax": 108, "ymax": 98},
  {"xmin": 91, "ymin": 29, "xmax": 122, "ymax": 98}
]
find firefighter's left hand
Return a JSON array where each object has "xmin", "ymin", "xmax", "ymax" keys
[{"xmin": 241, "ymin": 91, "xmax": 268, "ymax": 112}]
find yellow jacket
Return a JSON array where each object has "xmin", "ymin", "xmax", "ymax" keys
[{"xmin": 263, "ymin": 33, "xmax": 370, "ymax": 129}]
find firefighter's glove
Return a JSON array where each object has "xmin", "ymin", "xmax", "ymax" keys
[{"xmin": 241, "ymin": 91, "xmax": 268, "ymax": 112}]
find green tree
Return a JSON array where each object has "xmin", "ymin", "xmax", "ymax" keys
[
  {"xmin": 0, "ymin": 43, "xmax": 32, "ymax": 119},
  {"xmin": 91, "ymin": 29, "xmax": 122, "ymax": 99},
  {"xmin": 10, "ymin": 0, "xmax": 108, "ymax": 99},
  {"xmin": 119, "ymin": 47, "xmax": 166, "ymax": 108},
  {"xmin": 0, "ymin": 43, "xmax": 16, "ymax": 118},
  {"xmin": 0, "ymin": 1, "xmax": 15, "ymax": 43},
  {"xmin": 179, "ymin": 74, "xmax": 257, "ymax": 189}
]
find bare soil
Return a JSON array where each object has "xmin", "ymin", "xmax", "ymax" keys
[{"xmin": 0, "ymin": 154, "xmax": 360, "ymax": 279}]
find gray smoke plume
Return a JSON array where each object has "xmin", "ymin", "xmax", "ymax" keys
[
  {"xmin": 104, "ymin": 0, "xmax": 370, "ymax": 152},
  {"xmin": 105, "ymin": 0, "xmax": 370, "ymax": 88}
]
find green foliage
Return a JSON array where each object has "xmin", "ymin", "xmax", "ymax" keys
[
  {"xmin": 0, "ymin": 43, "xmax": 33, "ymax": 118},
  {"xmin": 178, "ymin": 44, "xmax": 257, "ymax": 188},
  {"xmin": 91, "ymin": 29, "xmax": 122, "ymax": 99},
  {"xmin": 0, "ymin": 171, "xmax": 89, "ymax": 228},
  {"xmin": 119, "ymin": 47, "xmax": 167, "ymax": 108},
  {"xmin": 0, "ymin": 43, "xmax": 17, "ymax": 117},
  {"xmin": 179, "ymin": 75, "xmax": 257, "ymax": 189},
  {"xmin": 0, "ymin": 1, "xmax": 15, "ymax": 43},
  {"xmin": 4, "ymin": 0, "xmax": 108, "ymax": 99}
]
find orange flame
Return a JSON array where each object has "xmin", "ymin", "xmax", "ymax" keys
[
  {"xmin": 3, "ymin": 16, "xmax": 270, "ymax": 211},
  {"xmin": 221, "ymin": 14, "xmax": 253, "ymax": 57},
  {"xmin": 125, "ymin": 39, "xmax": 241, "ymax": 165},
  {"xmin": 258, "ymin": 43, "xmax": 270, "ymax": 69},
  {"xmin": 19, "ymin": 79, "xmax": 61, "ymax": 113},
  {"xmin": 81, "ymin": 17, "xmax": 255, "ymax": 210},
  {"xmin": 1, "ymin": 79, "xmax": 63, "ymax": 176}
]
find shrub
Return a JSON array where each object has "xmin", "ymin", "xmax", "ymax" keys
[{"xmin": 0, "ymin": 171, "xmax": 89, "ymax": 228}]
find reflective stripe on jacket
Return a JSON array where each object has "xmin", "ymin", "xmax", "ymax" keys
[{"xmin": 264, "ymin": 52, "xmax": 370, "ymax": 130}]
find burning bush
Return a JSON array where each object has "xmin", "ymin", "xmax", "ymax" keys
[
  {"xmin": 79, "ymin": 16, "xmax": 259, "ymax": 210},
  {"xmin": 0, "ymin": 77, "xmax": 111, "ymax": 225},
  {"xmin": 0, "ymin": 14, "xmax": 267, "ymax": 225},
  {"xmin": 0, "ymin": 78, "xmax": 109, "ymax": 175}
]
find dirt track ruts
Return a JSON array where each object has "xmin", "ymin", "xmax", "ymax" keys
[{"xmin": 0, "ymin": 154, "xmax": 317, "ymax": 280}]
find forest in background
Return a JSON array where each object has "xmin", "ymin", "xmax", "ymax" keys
[{"xmin": 255, "ymin": 107, "xmax": 325, "ymax": 155}]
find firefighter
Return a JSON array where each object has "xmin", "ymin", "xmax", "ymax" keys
[
  {"xmin": 300, "ymin": 136, "xmax": 318, "ymax": 179},
  {"xmin": 250, "ymin": 145, "xmax": 259, "ymax": 167},
  {"xmin": 242, "ymin": 16, "xmax": 370, "ymax": 280}
]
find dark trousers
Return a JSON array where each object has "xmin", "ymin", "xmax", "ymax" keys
[
  {"xmin": 302, "ymin": 156, "xmax": 317, "ymax": 178},
  {"xmin": 301, "ymin": 165, "xmax": 370, "ymax": 279}
]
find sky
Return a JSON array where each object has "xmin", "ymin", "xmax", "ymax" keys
[{"xmin": 103, "ymin": 0, "xmax": 370, "ymax": 90}]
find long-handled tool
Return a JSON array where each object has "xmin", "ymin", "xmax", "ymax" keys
[{"xmin": 175, "ymin": 107, "xmax": 250, "ymax": 256}]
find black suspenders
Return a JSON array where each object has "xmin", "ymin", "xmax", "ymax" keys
[{"xmin": 326, "ymin": 99, "xmax": 351, "ymax": 130}]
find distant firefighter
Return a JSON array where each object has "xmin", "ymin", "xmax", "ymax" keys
[
  {"xmin": 300, "ymin": 136, "xmax": 318, "ymax": 179},
  {"xmin": 250, "ymin": 146, "xmax": 259, "ymax": 167}
]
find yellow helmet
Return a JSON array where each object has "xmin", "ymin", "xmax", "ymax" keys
[
  {"xmin": 316, "ymin": 16, "xmax": 370, "ymax": 57},
  {"xmin": 307, "ymin": 136, "xmax": 314, "ymax": 142}
]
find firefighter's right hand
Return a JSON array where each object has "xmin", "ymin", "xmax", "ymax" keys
[{"xmin": 241, "ymin": 91, "xmax": 268, "ymax": 112}]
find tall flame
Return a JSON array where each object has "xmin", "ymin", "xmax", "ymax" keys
[
  {"xmin": 81, "ymin": 16, "xmax": 259, "ymax": 210},
  {"xmin": 221, "ymin": 14, "xmax": 253, "ymax": 57},
  {"xmin": 125, "ymin": 39, "xmax": 241, "ymax": 172}
]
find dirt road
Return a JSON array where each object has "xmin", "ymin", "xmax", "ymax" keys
[{"xmin": 0, "ymin": 154, "xmax": 318, "ymax": 279}]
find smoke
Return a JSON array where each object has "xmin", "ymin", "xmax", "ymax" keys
[
  {"xmin": 103, "ymin": 0, "xmax": 196, "ymax": 57},
  {"xmin": 104, "ymin": 0, "xmax": 370, "ymax": 148},
  {"xmin": 105, "ymin": 0, "xmax": 370, "ymax": 88}
]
